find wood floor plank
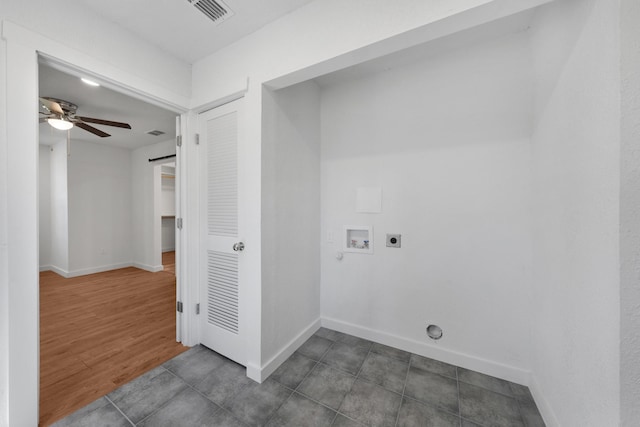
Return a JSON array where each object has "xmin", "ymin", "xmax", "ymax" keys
[
  {"xmin": 39, "ymin": 266, "xmax": 187, "ymax": 426},
  {"xmin": 162, "ymin": 251, "xmax": 176, "ymax": 275}
]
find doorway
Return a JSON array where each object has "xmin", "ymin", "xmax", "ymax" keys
[
  {"xmin": 158, "ymin": 162, "xmax": 177, "ymax": 275},
  {"xmin": 37, "ymin": 60, "xmax": 186, "ymax": 425}
]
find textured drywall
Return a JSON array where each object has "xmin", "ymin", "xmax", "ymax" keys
[
  {"xmin": 620, "ymin": 0, "xmax": 640, "ymax": 424},
  {"xmin": 261, "ymin": 82, "xmax": 322, "ymax": 362},
  {"xmin": 530, "ymin": 0, "xmax": 621, "ymax": 424},
  {"xmin": 320, "ymin": 30, "xmax": 533, "ymax": 376}
]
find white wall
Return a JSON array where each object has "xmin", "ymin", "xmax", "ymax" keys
[
  {"xmin": 39, "ymin": 145, "xmax": 51, "ymax": 268},
  {"xmin": 261, "ymin": 82, "xmax": 322, "ymax": 367},
  {"xmin": 161, "ymin": 166, "xmax": 176, "ymax": 216},
  {"xmin": 131, "ymin": 139, "xmax": 176, "ymax": 270},
  {"xmin": 67, "ymin": 140, "xmax": 132, "ymax": 275},
  {"xmin": 620, "ymin": 0, "xmax": 640, "ymax": 424},
  {"xmin": 0, "ymin": 35, "xmax": 7, "ymax": 425},
  {"xmin": 161, "ymin": 166, "xmax": 176, "ymax": 253},
  {"xmin": 190, "ymin": 0, "xmax": 548, "ymax": 382},
  {"xmin": 529, "ymin": 0, "xmax": 620, "ymax": 425},
  {"xmin": 161, "ymin": 218, "xmax": 175, "ymax": 253},
  {"xmin": 49, "ymin": 140, "xmax": 69, "ymax": 273},
  {"xmin": 320, "ymin": 31, "xmax": 533, "ymax": 380},
  {"xmin": 0, "ymin": 1, "xmax": 191, "ymax": 102},
  {"xmin": 0, "ymin": 0, "xmax": 190, "ymax": 423}
]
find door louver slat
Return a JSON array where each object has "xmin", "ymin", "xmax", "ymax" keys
[
  {"xmin": 207, "ymin": 111, "xmax": 238, "ymax": 237},
  {"xmin": 207, "ymin": 251, "xmax": 238, "ymax": 334}
]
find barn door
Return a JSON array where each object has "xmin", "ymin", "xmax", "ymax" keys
[{"xmin": 198, "ymin": 99, "xmax": 246, "ymax": 365}]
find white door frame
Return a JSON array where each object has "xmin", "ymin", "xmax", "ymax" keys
[{"xmin": 1, "ymin": 21, "xmax": 190, "ymax": 426}]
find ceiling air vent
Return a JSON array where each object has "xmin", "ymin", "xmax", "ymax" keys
[
  {"xmin": 187, "ymin": 0, "xmax": 234, "ymax": 24},
  {"xmin": 146, "ymin": 130, "xmax": 166, "ymax": 136}
]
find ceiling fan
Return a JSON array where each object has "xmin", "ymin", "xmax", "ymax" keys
[{"xmin": 39, "ymin": 97, "xmax": 131, "ymax": 138}]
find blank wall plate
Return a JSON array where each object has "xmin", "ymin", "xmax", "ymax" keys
[{"xmin": 356, "ymin": 187, "xmax": 382, "ymax": 213}]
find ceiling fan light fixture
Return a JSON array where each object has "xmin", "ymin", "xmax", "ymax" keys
[
  {"xmin": 80, "ymin": 77, "xmax": 100, "ymax": 87},
  {"xmin": 47, "ymin": 118, "xmax": 74, "ymax": 131}
]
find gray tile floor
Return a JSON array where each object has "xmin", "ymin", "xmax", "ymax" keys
[{"xmin": 52, "ymin": 328, "xmax": 545, "ymax": 427}]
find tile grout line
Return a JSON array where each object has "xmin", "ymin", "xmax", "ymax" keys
[
  {"xmin": 333, "ymin": 344, "xmax": 373, "ymax": 425},
  {"xmin": 275, "ymin": 338, "xmax": 356, "ymax": 423},
  {"xmin": 162, "ymin": 361, "xmax": 250, "ymax": 426},
  {"xmin": 131, "ymin": 366, "xmax": 198, "ymax": 426},
  {"xmin": 260, "ymin": 385, "xmax": 295, "ymax": 427},
  {"xmin": 393, "ymin": 353, "xmax": 412, "ymax": 427},
  {"xmin": 456, "ymin": 366, "xmax": 462, "ymax": 426},
  {"xmin": 104, "ymin": 395, "xmax": 136, "ymax": 427},
  {"xmin": 513, "ymin": 396, "xmax": 529, "ymax": 426},
  {"xmin": 264, "ymin": 337, "xmax": 337, "ymax": 427}
]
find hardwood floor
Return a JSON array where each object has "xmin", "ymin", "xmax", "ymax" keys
[
  {"xmin": 162, "ymin": 250, "xmax": 175, "ymax": 275},
  {"xmin": 39, "ymin": 265, "xmax": 187, "ymax": 426}
]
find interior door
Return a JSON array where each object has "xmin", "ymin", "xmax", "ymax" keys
[{"xmin": 198, "ymin": 99, "xmax": 246, "ymax": 365}]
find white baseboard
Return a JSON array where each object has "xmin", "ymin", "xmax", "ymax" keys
[
  {"xmin": 246, "ymin": 363, "xmax": 262, "ymax": 383},
  {"xmin": 41, "ymin": 265, "xmax": 71, "ymax": 277},
  {"xmin": 248, "ymin": 318, "xmax": 322, "ymax": 383},
  {"xmin": 42, "ymin": 262, "xmax": 165, "ymax": 276},
  {"xmin": 321, "ymin": 316, "xmax": 530, "ymax": 385},
  {"xmin": 133, "ymin": 262, "xmax": 164, "ymax": 273},
  {"xmin": 162, "ymin": 247, "xmax": 175, "ymax": 253},
  {"xmin": 529, "ymin": 374, "xmax": 560, "ymax": 427},
  {"xmin": 65, "ymin": 262, "xmax": 133, "ymax": 278}
]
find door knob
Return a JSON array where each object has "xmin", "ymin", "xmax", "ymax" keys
[{"xmin": 233, "ymin": 242, "xmax": 245, "ymax": 252}]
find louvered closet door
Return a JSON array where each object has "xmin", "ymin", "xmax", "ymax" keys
[{"xmin": 198, "ymin": 99, "xmax": 246, "ymax": 365}]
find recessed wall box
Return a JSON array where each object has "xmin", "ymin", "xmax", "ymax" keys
[
  {"xmin": 386, "ymin": 234, "xmax": 401, "ymax": 248},
  {"xmin": 344, "ymin": 225, "xmax": 373, "ymax": 254}
]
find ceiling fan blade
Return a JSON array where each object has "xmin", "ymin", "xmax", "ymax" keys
[
  {"xmin": 77, "ymin": 116, "xmax": 131, "ymax": 129},
  {"xmin": 76, "ymin": 122, "xmax": 111, "ymax": 138},
  {"xmin": 39, "ymin": 97, "xmax": 64, "ymax": 115}
]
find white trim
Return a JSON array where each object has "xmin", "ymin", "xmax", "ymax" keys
[
  {"xmin": 181, "ymin": 112, "xmax": 199, "ymax": 347},
  {"xmin": 246, "ymin": 363, "xmax": 262, "ymax": 383},
  {"xmin": 133, "ymin": 262, "xmax": 164, "ymax": 273},
  {"xmin": 1, "ymin": 22, "xmax": 190, "ymax": 112},
  {"xmin": 44, "ymin": 265, "xmax": 70, "ymax": 277},
  {"xmin": 191, "ymin": 87, "xmax": 248, "ymax": 114},
  {"xmin": 248, "ymin": 318, "xmax": 321, "ymax": 383},
  {"xmin": 529, "ymin": 374, "xmax": 560, "ymax": 427},
  {"xmin": 321, "ymin": 317, "xmax": 530, "ymax": 385},
  {"xmin": 58, "ymin": 263, "xmax": 135, "ymax": 278},
  {"xmin": 66, "ymin": 263, "xmax": 134, "ymax": 277},
  {"xmin": 42, "ymin": 263, "xmax": 167, "ymax": 276}
]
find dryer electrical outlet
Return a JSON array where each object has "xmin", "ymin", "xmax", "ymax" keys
[{"xmin": 386, "ymin": 234, "xmax": 401, "ymax": 248}]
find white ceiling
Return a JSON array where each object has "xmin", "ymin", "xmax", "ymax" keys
[
  {"xmin": 38, "ymin": 0, "xmax": 315, "ymax": 150},
  {"xmin": 39, "ymin": 64, "xmax": 178, "ymax": 150},
  {"xmin": 75, "ymin": 0, "xmax": 315, "ymax": 63},
  {"xmin": 37, "ymin": 5, "xmax": 535, "ymax": 152}
]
